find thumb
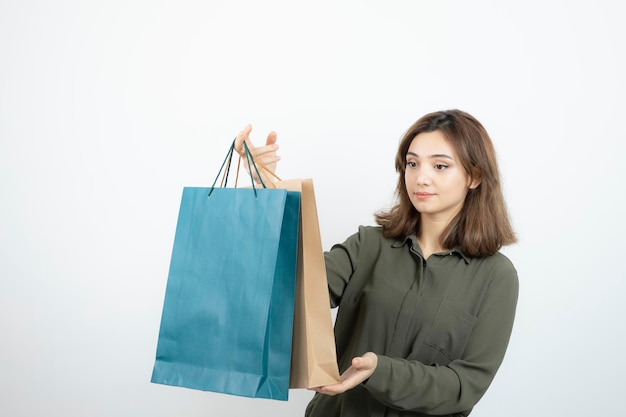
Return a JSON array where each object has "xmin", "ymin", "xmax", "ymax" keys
[
  {"xmin": 352, "ymin": 357, "xmax": 365, "ymax": 368},
  {"xmin": 352, "ymin": 352, "xmax": 377, "ymax": 369}
]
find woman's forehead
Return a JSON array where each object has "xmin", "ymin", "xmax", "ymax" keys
[{"xmin": 407, "ymin": 131, "xmax": 456, "ymax": 157}]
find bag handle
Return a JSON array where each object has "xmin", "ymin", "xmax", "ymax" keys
[
  {"xmin": 208, "ymin": 139, "xmax": 269, "ymax": 198},
  {"xmin": 248, "ymin": 160, "xmax": 283, "ymax": 190}
]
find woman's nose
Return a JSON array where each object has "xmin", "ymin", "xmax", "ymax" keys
[{"xmin": 416, "ymin": 169, "xmax": 431, "ymax": 186}]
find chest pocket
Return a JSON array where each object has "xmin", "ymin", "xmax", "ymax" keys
[{"xmin": 424, "ymin": 300, "xmax": 476, "ymax": 364}]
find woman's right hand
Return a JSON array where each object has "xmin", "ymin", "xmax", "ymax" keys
[{"xmin": 234, "ymin": 124, "xmax": 281, "ymax": 184}]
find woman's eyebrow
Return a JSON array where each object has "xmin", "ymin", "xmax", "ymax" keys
[{"xmin": 406, "ymin": 151, "xmax": 454, "ymax": 160}]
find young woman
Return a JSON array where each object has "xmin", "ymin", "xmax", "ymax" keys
[{"xmin": 235, "ymin": 109, "xmax": 518, "ymax": 417}]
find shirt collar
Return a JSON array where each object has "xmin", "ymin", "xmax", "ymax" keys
[{"xmin": 392, "ymin": 234, "xmax": 471, "ymax": 264}]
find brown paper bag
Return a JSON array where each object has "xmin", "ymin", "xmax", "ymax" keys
[{"xmin": 273, "ymin": 178, "xmax": 341, "ymax": 389}]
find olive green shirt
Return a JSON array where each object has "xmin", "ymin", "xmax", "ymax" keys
[{"xmin": 305, "ymin": 226, "xmax": 518, "ymax": 417}]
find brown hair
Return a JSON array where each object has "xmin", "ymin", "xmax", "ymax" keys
[{"xmin": 375, "ymin": 109, "xmax": 517, "ymax": 257}]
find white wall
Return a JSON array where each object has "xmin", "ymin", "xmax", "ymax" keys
[{"xmin": 1, "ymin": 0, "xmax": 624, "ymax": 415}]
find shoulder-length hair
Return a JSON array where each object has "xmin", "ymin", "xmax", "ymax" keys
[{"xmin": 375, "ymin": 109, "xmax": 517, "ymax": 257}]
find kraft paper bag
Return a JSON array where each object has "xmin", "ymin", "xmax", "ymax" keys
[{"xmin": 274, "ymin": 178, "xmax": 341, "ymax": 389}]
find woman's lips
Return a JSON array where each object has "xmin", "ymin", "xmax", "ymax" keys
[{"xmin": 415, "ymin": 192, "xmax": 434, "ymax": 200}]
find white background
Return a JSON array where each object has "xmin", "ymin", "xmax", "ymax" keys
[{"xmin": 1, "ymin": 0, "xmax": 625, "ymax": 415}]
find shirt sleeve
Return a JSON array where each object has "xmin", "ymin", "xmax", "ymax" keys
[
  {"xmin": 323, "ymin": 231, "xmax": 362, "ymax": 308},
  {"xmin": 364, "ymin": 264, "xmax": 519, "ymax": 414}
]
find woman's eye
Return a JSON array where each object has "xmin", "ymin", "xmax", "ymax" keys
[
  {"xmin": 406, "ymin": 161, "xmax": 417, "ymax": 168},
  {"xmin": 435, "ymin": 164, "xmax": 448, "ymax": 170}
]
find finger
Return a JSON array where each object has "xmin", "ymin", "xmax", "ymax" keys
[
  {"xmin": 254, "ymin": 156, "xmax": 281, "ymax": 170},
  {"xmin": 248, "ymin": 143, "xmax": 280, "ymax": 165},
  {"xmin": 312, "ymin": 384, "xmax": 345, "ymax": 396},
  {"xmin": 235, "ymin": 125, "xmax": 252, "ymax": 152},
  {"xmin": 265, "ymin": 131, "xmax": 277, "ymax": 146},
  {"xmin": 252, "ymin": 144, "xmax": 280, "ymax": 158},
  {"xmin": 235, "ymin": 124, "xmax": 253, "ymax": 154}
]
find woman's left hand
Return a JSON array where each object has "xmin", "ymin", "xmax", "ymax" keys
[{"xmin": 312, "ymin": 352, "xmax": 378, "ymax": 396}]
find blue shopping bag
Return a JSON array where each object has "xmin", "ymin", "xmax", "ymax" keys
[{"xmin": 151, "ymin": 141, "xmax": 301, "ymax": 400}]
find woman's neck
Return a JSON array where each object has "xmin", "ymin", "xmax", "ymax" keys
[{"xmin": 417, "ymin": 217, "xmax": 449, "ymax": 259}]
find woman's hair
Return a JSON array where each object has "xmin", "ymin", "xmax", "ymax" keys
[{"xmin": 375, "ymin": 109, "xmax": 517, "ymax": 257}]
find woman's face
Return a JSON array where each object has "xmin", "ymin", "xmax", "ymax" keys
[{"xmin": 404, "ymin": 130, "xmax": 478, "ymax": 223}]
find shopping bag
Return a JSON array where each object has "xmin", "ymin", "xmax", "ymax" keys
[
  {"xmin": 151, "ymin": 141, "xmax": 301, "ymax": 401},
  {"xmin": 276, "ymin": 178, "xmax": 341, "ymax": 388}
]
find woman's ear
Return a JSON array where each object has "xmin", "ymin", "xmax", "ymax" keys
[{"xmin": 469, "ymin": 169, "xmax": 482, "ymax": 190}]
